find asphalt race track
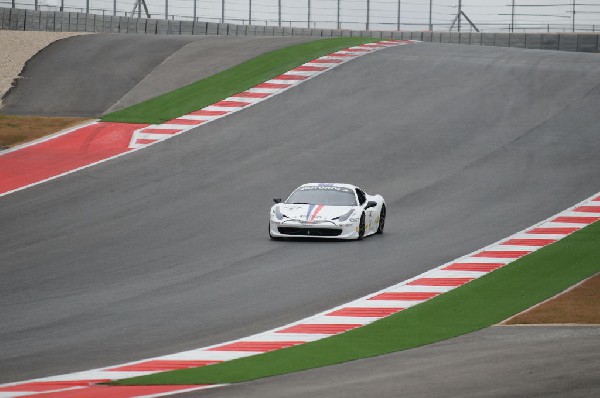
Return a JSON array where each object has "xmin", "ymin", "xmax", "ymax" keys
[
  {"xmin": 1, "ymin": 41, "xmax": 600, "ymax": 394},
  {"xmin": 1, "ymin": 34, "xmax": 312, "ymax": 117}
]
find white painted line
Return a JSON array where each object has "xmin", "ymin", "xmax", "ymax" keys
[
  {"xmin": 425, "ymin": 270, "xmax": 488, "ymax": 278},
  {"xmin": 484, "ymin": 245, "xmax": 536, "ymax": 251},
  {"xmin": 176, "ymin": 115, "xmax": 209, "ymax": 121},
  {"xmin": 158, "ymin": 350, "xmax": 258, "ymax": 361}
]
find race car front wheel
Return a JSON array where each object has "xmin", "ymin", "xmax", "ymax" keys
[
  {"xmin": 376, "ymin": 204, "xmax": 386, "ymax": 234},
  {"xmin": 357, "ymin": 213, "xmax": 365, "ymax": 240}
]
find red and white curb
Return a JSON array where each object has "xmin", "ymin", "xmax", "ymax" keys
[
  {"xmin": 0, "ymin": 40, "xmax": 412, "ymax": 198},
  {"xmin": 1, "ymin": 193, "xmax": 599, "ymax": 397},
  {"xmin": 126, "ymin": 41, "xmax": 408, "ymax": 149}
]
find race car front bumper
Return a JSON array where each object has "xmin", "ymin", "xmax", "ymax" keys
[{"xmin": 269, "ymin": 219, "xmax": 359, "ymax": 239}]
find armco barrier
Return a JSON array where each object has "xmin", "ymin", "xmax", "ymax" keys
[{"xmin": 1, "ymin": 7, "xmax": 598, "ymax": 53}]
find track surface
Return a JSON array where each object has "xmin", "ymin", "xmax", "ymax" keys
[
  {"xmin": 1, "ymin": 35, "xmax": 312, "ymax": 117},
  {"xmin": 2, "ymin": 42, "xmax": 600, "ymax": 387}
]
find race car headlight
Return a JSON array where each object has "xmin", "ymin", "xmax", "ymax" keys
[
  {"xmin": 274, "ymin": 206, "xmax": 287, "ymax": 221},
  {"xmin": 336, "ymin": 209, "xmax": 355, "ymax": 222}
]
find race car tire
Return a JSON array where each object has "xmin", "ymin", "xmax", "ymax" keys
[
  {"xmin": 376, "ymin": 204, "xmax": 386, "ymax": 234},
  {"xmin": 357, "ymin": 213, "xmax": 365, "ymax": 240}
]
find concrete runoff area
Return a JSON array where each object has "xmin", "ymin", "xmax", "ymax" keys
[
  {"xmin": 1, "ymin": 42, "xmax": 600, "ymax": 387},
  {"xmin": 0, "ymin": 34, "xmax": 313, "ymax": 117},
  {"xmin": 176, "ymin": 326, "xmax": 600, "ymax": 398}
]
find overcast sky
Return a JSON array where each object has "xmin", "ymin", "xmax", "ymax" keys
[{"xmin": 18, "ymin": 0, "xmax": 600, "ymax": 32}]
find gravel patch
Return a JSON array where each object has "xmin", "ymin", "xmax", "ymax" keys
[{"xmin": 0, "ymin": 30, "xmax": 88, "ymax": 108}]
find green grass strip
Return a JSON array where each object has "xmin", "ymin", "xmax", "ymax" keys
[
  {"xmin": 101, "ymin": 37, "xmax": 383, "ymax": 125},
  {"xmin": 114, "ymin": 219, "xmax": 600, "ymax": 385}
]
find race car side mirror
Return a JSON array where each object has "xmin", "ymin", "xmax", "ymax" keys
[
  {"xmin": 273, "ymin": 198, "xmax": 282, "ymax": 204},
  {"xmin": 365, "ymin": 201, "xmax": 377, "ymax": 209}
]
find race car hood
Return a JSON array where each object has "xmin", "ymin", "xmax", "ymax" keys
[{"xmin": 276, "ymin": 204, "xmax": 356, "ymax": 222}]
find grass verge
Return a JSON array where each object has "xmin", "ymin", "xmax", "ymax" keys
[
  {"xmin": 0, "ymin": 114, "xmax": 90, "ymax": 148},
  {"xmin": 100, "ymin": 37, "xmax": 383, "ymax": 125},
  {"xmin": 115, "ymin": 219, "xmax": 600, "ymax": 385}
]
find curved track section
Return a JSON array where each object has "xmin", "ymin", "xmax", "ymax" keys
[
  {"xmin": 1, "ymin": 42, "xmax": 600, "ymax": 385},
  {"xmin": 1, "ymin": 35, "xmax": 312, "ymax": 117}
]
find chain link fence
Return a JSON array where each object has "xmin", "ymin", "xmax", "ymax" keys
[{"xmin": 0, "ymin": 1, "xmax": 598, "ymax": 33}]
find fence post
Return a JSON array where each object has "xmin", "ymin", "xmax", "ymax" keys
[
  {"xmin": 572, "ymin": 0, "xmax": 575, "ymax": 33},
  {"xmin": 429, "ymin": 0, "xmax": 432, "ymax": 31},
  {"xmin": 397, "ymin": 0, "xmax": 400, "ymax": 31},
  {"xmin": 366, "ymin": 0, "xmax": 370, "ymax": 31}
]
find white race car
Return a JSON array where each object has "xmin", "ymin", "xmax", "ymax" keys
[{"xmin": 269, "ymin": 183, "xmax": 386, "ymax": 240}]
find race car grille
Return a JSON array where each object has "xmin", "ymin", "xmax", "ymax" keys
[{"xmin": 278, "ymin": 227, "xmax": 342, "ymax": 237}]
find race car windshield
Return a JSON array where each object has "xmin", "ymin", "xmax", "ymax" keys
[{"xmin": 286, "ymin": 188, "xmax": 357, "ymax": 206}]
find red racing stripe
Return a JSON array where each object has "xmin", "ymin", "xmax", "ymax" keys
[
  {"xmin": 308, "ymin": 59, "xmax": 343, "ymax": 64},
  {"xmin": 207, "ymin": 341, "xmax": 304, "ymax": 352},
  {"xmin": 273, "ymin": 74, "xmax": 309, "ymax": 81},
  {"xmin": 138, "ymin": 128, "xmax": 182, "ymax": 135},
  {"xmin": 501, "ymin": 238, "xmax": 556, "ymax": 246},
  {"xmin": 408, "ymin": 278, "xmax": 475, "ymax": 286},
  {"xmin": 0, "ymin": 381, "xmax": 109, "ymax": 392},
  {"xmin": 442, "ymin": 263, "xmax": 505, "ymax": 272},
  {"xmin": 369, "ymin": 292, "xmax": 440, "ymax": 301},
  {"xmin": 473, "ymin": 250, "xmax": 531, "ymax": 258},
  {"xmin": 292, "ymin": 66, "xmax": 329, "ymax": 72},
  {"xmin": 551, "ymin": 216, "xmax": 600, "ymax": 224},
  {"xmin": 107, "ymin": 360, "xmax": 221, "ymax": 372},
  {"xmin": 232, "ymin": 91, "xmax": 271, "ymax": 98},
  {"xmin": 310, "ymin": 204, "xmax": 325, "ymax": 221},
  {"xmin": 277, "ymin": 324, "xmax": 361, "ymax": 334},
  {"xmin": 255, "ymin": 82, "xmax": 292, "ymax": 88},
  {"xmin": 573, "ymin": 206, "xmax": 600, "ymax": 213},
  {"xmin": 20, "ymin": 385, "xmax": 206, "ymax": 398},
  {"xmin": 328, "ymin": 52, "xmax": 358, "ymax": 57},
  {"xmin": 213, "ymin": 100, "xmax": 251, "ymax": 107},
  {"xmin": 164, "ymin": 118, "xmax": 206, "ymax": 125},
  {"xmin": 527, "ymin": 227, "xmax": 580, "ymax": 234},
  {"xmin": 133, "ymin": 138, "xmax": 159, "ymax": 145},
  {"xmin": 189, "ymin": 110, "xmax": 229, "ymax": 116}
]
